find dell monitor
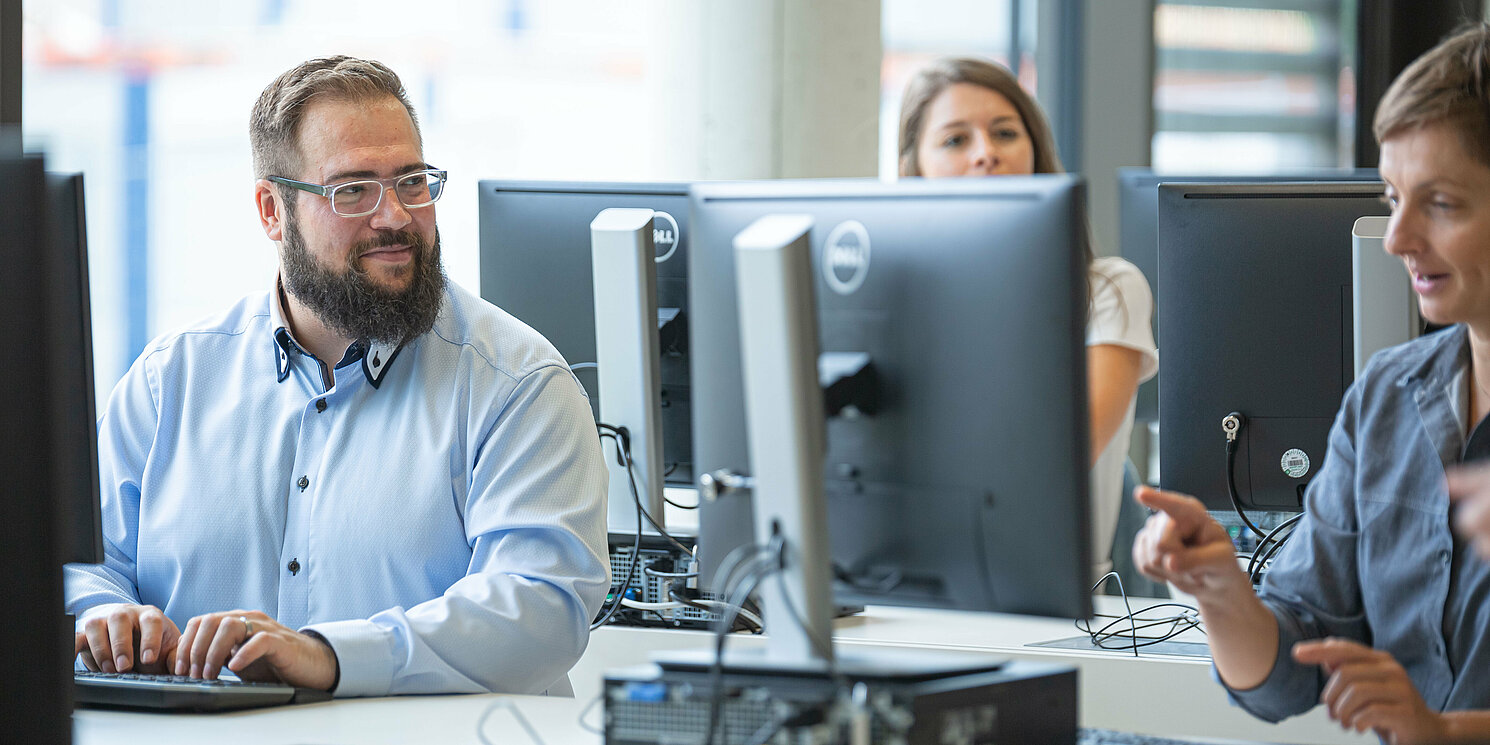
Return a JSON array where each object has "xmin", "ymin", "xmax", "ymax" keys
[
  {"xmin": 1157, "ymin": 181, "xmax": 1390, "ymax": 513},
  {"xmin": 1116, "ymin": 168, "xmax": 1380, "ymax": 423},
  {"xmin": 477, "ymin": 180, "xmax": 693, "ymax": 489},
  {"xmin": 689, "ymin": 176, "xmax": 1092, "ymax": 619}
]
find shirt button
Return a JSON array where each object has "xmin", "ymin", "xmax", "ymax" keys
[
  {"xmin": 297, "ymin": 475, "xmax": 309, "ymax": 491},
  {"xmin": 288, "ymin": 559, "xmax": 301, "ymax": 575},
  {"xmin": 315, "ymin": 399, "xmax": 327, "ymax": 413}
]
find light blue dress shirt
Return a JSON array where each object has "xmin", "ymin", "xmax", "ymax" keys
[
  {"xmin": 1225, "ymin": 325, "xmax": 1490, "ymax": 722},
  {"xmin": 65, "ymin": 280, "xmax": 611, "ymax": 697}
]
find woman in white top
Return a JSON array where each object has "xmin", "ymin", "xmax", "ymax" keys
[{"xmin": 898, "ymin": 57, "xmax": 1159, "ymax": 581}]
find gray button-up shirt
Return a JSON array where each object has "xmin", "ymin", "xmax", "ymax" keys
[{"xmin": 1227, "ymin": 324, "xmax": 1490, "ymax": 722}]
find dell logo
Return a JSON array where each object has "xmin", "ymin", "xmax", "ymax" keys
[
  {"xmin": 653, "ymin": 211, "xmax": 680, "ymax": 263},
  {"xmin": 823, "ymin": 220, "xmax": 871, "ymax": 295}
]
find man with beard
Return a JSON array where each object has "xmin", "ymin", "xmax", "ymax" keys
[{"xmin": 64, "ymin": 56, "xmax": 610, "ymax": 697}]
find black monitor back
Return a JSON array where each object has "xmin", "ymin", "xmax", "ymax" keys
[
  {"xmin": 48, "ymin": 172, "xmax": 104, "ymax": 566},
  {"xmin": 1116, "ymin": 168, "xmax": 1379, "ymax": 423},
  {"xmin": 1157, "ymin": 181, "xmax": 1388, "ymax": 512},
  {"xmin": 477, "ymin": 180, "xmax": 693, "ymax": 486},
  {"xmin": 2, "ymin": 156, "xmax": 95, "ymax": 744},
  {"xmin": 690, "ymin": 177, "xmax": 1091, "ymax": 619}
]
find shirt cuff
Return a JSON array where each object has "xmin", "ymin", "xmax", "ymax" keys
[{"xmin": 301, "ymin": 618, "xmax": 397, "ymax": 698}]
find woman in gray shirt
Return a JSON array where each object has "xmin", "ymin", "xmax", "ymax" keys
[{"xmin": 1135, "ymin": 23, "xmax": 1490, "ymax": 745}]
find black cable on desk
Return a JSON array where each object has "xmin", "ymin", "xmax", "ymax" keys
[{"xmin": 1079, "ymin": 573, "xmax": 1203, "ymax": 654}]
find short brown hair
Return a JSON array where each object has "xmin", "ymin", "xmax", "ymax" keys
[
  {"xmin": 1374, "ymin": 22, "xmax": 1490, "ymax": 167},
  {"xmin": 897, "ymin": 57, "xmax": 1063, "ymax": 177},
  {"xmin": 249, "ymin": 55, "xmax": 421, "ymax": 183}
]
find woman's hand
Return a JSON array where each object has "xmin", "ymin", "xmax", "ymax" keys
[
  {"xmin": 1293, "ymin": 638, "xmax": 1447, "ymax": 744},
  {"xmin": 1131, "ymin": 486, "xmax": 1248, "ymax": 600}
]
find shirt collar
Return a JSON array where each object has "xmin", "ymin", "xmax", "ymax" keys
[
  {"xmin": 1398, "ymin": 324, "xmax": 1469, "ymax": 392},
  {"xmin": 269, "ymin": 276, "xmax": 405, "ymax": 389}
]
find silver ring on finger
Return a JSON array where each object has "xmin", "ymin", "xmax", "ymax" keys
[{"xmin": 240, "ymin": 615, "xmax": 254, "ymax": 637}]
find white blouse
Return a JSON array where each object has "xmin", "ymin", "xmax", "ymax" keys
[{"xmin": 1086, "ymin": 256, "xmax": 1159, "ymax": 581}]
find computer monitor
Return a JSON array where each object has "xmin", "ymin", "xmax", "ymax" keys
[
  {"xmin": 477, "ymin": 181, "xmax": 693, "ymax": 488},
  {"xmin": 1116, "ymin": 168, "xmax": 1380, "ymax": 422},
  {"xmin": 689, "ymin": 176, "xmax": 1092, "ymax": 619},
  {"xmin": 2, "ymin": 158, "xmax": 103, "ymax": 744},
  {"xmin": 1157, "ymin": 181, "xmax": 1390, "ymax": 513},
  {"xmin": 48, "ymin": 172, "xmax": 104, "ymax": 567}
]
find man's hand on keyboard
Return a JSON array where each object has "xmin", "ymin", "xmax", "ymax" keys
[
  {"xmin": 75, "ymin": 604, "xmax": 182, "ymax": 675},
  {"xmin": 174, "ymin": 610, "xmax": 338, "ymax": 692}
]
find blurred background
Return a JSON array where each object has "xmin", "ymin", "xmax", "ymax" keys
[{"xmin": 21, "ymin": 0, "xmax": 1467, "ymax": 404}]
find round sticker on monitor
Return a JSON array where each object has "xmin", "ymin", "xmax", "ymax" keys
[{"xmin": 1280, "ymin": 449, "xmax": 1310, "ymax": 479}]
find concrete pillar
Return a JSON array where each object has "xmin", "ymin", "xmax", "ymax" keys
[{"xmin": 654, "ymin": 0, "xmax": 881, "ymax": 180}]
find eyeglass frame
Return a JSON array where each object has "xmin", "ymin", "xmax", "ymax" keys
[{"xmin": 266, "ymin": 167, "xmax": 449, "ymax": 218}]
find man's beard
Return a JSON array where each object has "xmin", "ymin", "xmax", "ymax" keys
[{"xmin": 280, "ymin": 215, "xmax": 446, "ymax": 346}]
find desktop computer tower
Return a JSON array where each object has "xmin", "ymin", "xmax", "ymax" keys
[{"xmin": 603, "ymin": 659, "xmax": 1077, "ymax": 745}]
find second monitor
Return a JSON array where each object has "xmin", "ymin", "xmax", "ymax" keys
[
  {"xmin": 477, "ymin": 180, "xmax": 693, "ymax": 488},
  {"xmin": 1157, "ymin": 181, "xmax": 1391, "ymax": 512}
]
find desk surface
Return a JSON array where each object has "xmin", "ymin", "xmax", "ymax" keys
[
  {"xmin": 75, "ymin": 692, "xmax": 595, "ymax": 745},
  {"xmin": 75, "ymin": 598, "xmax": 1374, "ymax": 745},
  {"xmin": 572, "ymin": 599, "xmax": 1373, "ymax": 745}
]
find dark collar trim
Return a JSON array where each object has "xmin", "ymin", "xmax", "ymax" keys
[
  {"xmin": 272, "ymin": 327, "xmax": 405, "ymax": 388},
  {"xmin": 272, "ymin": 328, "xmax": 297, "ymax": 383},
  {"xmin": 361, "ymin": 340, "xmax": 404, "ymax": 390}
]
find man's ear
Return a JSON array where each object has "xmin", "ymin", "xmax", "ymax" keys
[{"xmin": 255, "ymin": 180, "xmax": 285, "ymax": 241}]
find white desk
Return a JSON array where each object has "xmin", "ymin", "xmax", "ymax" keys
[
  {"xmin": 75, "ymin": 597, "xmax": 1376, "ymax": 745},
  {"xmin": 574, "ymin": 599, "xmax": 1374, "ymax": 745},
  {"xmin": 75, "ymin": 693, "xmax": 597, "ymax": 745}
]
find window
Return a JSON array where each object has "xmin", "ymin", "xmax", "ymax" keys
[
  {"xmin": 880, "ymin": 0, "xmax": 1036, "ymax": 179},
  {"xmin": 25, "ymin": 0, "xmax": 673, "ymax": 402},
  {"xmin": 1151, "ymin": 0, "xmax": 1354, "ymax": 172}
]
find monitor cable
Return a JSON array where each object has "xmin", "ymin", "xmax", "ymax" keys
[
  {"xmin": 704, "ymin": 531, "xmax": 857, "ymax": 745},
  {"xmin": 703, "ymin": 538, "xmax": 783, "ymax": 745},
  {"xmin": 576, "ymin": 693, "xmax": 604, "ymax": 735},
  {"xmin": 594, "ymin": 423, "xmax": 720, "ymax": 630},
  {"xmin": 1222, "ymin": 412, "xmax": 1268, "ymax": 540},
  {"xmin": 1246, "ymin": 512, "xmax": 1303, "ymax": 586},
  {"xmin": 596, "ymin": 422, "xmax": 693, "ymax": 555},
  {"xmin": 663, "ymin": 488, "xmax": 698, "ymax": 510},
  {"xmin": 1221, "ymin": 413, "xmax": 1303, "ymax": 586},
  {"xmin": 591, "ymin": 426, "xmax": 644, "ymax": 630},
  {"xmin": 476, "ymin": 698, "xmax": 547, "ymax": 745}
]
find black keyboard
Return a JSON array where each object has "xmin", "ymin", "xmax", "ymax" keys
[{"xmin": 74, "ymin": 670, "xmax": 332, "ymax": 712}]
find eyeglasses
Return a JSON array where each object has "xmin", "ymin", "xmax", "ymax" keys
[{"xmin": 268, "ymin": 168, "xmax": 448, "ymax": 218}]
